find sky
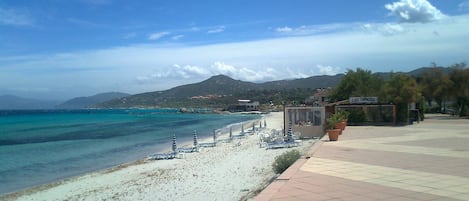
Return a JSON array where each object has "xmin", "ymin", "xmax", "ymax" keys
[{"xmin": 1, "ymin": 0, "xmax": 469, "ymax": 100}]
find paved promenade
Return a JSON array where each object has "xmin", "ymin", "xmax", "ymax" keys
[{"xmin": 254, "ymin": 114, "xmax": 469, "ymax": 201}]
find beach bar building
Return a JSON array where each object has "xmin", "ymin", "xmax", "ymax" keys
[
  {"xmin": 327, "ymin": 97, "xmax": 397, "ymax": 126},
  {"xmin": 228, "ymin": 99, "xmax": 260, "ymax": 112},
  {"xmin": 284, "ymin": 106, "xmax": 325, "ymax": 138}
]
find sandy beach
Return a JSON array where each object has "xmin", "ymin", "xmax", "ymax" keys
[{"xmin": 2, "ymin": 112, "xmax": 316, "ymax": 201}]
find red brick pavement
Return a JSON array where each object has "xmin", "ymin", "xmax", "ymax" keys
[{"xmin": 253, "ymin": 115, "xmax": 469, "ymax": 201}]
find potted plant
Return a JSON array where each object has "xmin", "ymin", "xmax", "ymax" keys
[
  {"xmin": 335, "ymin": 110, "xmax": 350, "ymax": 133},
  {"xmin": 326, "ymin": 113, "xmax": 341, "ymax": 141}
]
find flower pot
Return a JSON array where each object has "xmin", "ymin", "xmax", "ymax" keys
[
  {"xmin": 327, "ymin": 129, "xmax": 341, "ymax": 141},
  {"xmin": 334, "ymin": 121, "xmax": 346, "ymax": 134}
]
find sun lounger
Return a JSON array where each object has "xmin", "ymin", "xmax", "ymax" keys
[
  {"xmin": 177, "ymin": 146, "xmax": 199, "ymax": 153},
  {"xmin": 217, "ymin": 138, "xmax": 232, "ymax": 143},
  {"xmin": 147, "ymin": 152, "xmax": 178, "ymax": 160},
  {"xmin": 265, "ymin": 141, "xmax": 299, "ymax": 149},
  {"xmin": 231, "ymin": 133, "xmax": 247, "ymax": 139},
  {"xmin": 198, "ymin": 142, "xmax": 216, "ymax": 147}
]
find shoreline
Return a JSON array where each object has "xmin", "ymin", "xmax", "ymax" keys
[
  {"xmin": 2, "ymin": 112, "xmax": 317, "ymax": 201},
  {"xmin": 0, "ymin": 110, "xmax": 261, "ymax": 196},
  {"xmin": 0, "ymin": 116, "xmax": 262, "ymax": 197}
]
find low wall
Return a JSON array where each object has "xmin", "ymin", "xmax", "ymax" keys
[{"xmin": 293, "ymin": 125, "xmax": 325, "ymax": 138}]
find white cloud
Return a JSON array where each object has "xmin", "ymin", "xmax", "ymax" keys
[
  {"xmin": 172, "ymin": 35, "xmax": 184, "ymax": 40},
  {"xmin": 316, "ymin": 65, "xmax": 341, "ymax": 75},
  {"xmin": 148, "ymin": 31, "xmax": 170, "ymax": 40},
  {"xmin": 2, "ymin": 15, "xmax": 469, "ymax": 99},
  {"xmin": 362, "ymin": 23, "xmax": 406, "ymax": 36},
  {"xmin": 0, "ymin": 7, "xmax": 33, "ymax": 26},
  {"xmin": 137, "ymin": 64, "xmax": 210, "ymax": 82},
  {"xmin": 275, "ymin": 23, "xmax": 358, "ymax": 36},
  {"xmin": 285, "ymin": 67, "xmax": 309, "ymax": 78},
  {"xmin": 173, "ymin": 64, "xmax": 210, "ymax": 77},
  {"xmin": 211, "ymin": 62, "xmax": 237, "ymax": 75},
  {"xmin": 385, "ymin": 0, "xmax": 446, "ymax": 23},
  {"xmin": 275, "ymin": 26, "xmax": 293, "ymax": 33},
  {"xmin": 207, "ymin": 26, "xmax": 225, "ymax": 34},
  {"xmin": 136, "ymin": 62, "xmax": 277, "ymax": 84},
  {"xmin": 207, "ymin": 62, "xmax": 277, "ymax": 82}
]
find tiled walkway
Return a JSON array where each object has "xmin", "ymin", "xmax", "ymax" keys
[{"xmin": 254, "ymin": 115, "xmax": 469, "ymax": 201}]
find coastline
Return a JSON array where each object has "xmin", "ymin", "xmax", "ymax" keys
[{"xmin": 1, "ymin": 112, "xmax": 317, "ymax": 201}]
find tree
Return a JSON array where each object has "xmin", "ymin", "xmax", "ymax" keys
[
  {"xmin": 448, "ymin": 63, "xmax": 469, "ymax": 116},
  {"xmin": 329, "ymin": 68, "xmax": 383, "ymax": 101},
  {"xmin": 419, "ymin": 67, "xmax": 453, "ymax": 111},
  {"xmin": 382, "ymin": 73, "xmax": 422, "ymax": 122}
]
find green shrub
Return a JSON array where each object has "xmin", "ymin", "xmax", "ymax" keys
[
  {"xmin": 272, "ymin": 150, "xmax": 301, "ymax": 174},
  {"xmin": 348, "ymin": 108, "xmax": 367, "ymax": 123},
  {"xmin": 326, "ymin": 112, "xmax": 342, "ymax": 129}
]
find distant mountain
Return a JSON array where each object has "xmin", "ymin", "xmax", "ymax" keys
[
  {"xmin": 407, "ymin": 67, "xmax": 451, "ymax": 77},
  {"xmin": 56, "ymin": 92, "xmax": 130, "ymax": 109},
  {"xmin": 98, "ymin": 75, "xmax": 258, "ymax": 108},
  {"xmin": 0, "ymin": 95, "xmax": 59, "ymax": 110},
  {"xmin": 161, "ymin": 75, "xmax": 260, "ymax": 98},
  {"xmin": 97, "ymin": 74, "xmax": 343, "ymax": 108},
  {"xmin": 1, "ymin": 67, "xmax": 454, "ymax": 110},
  {"xmin": 373, "ymin": 67, "xmax": 452, "ymax": 80},
  {"xmin": 259, "ymin": 74, "xmax": 344, "ymax": 89}
]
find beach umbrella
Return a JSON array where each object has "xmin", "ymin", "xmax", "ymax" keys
[
  {"xmin": 172, "ymin": 134, "xmax": 177, "ymax": 152},
  {"xmin": 213, "ymin": 129, "xmax": 217, "ymax": 142},
  {"xmin": 229, "ymin": 126, "xmax": 233, "ymax": 139},
  {"xmin": 287, "ymin": 127, "xmax": 293, "ymax": 142},
  {"xmin": 287, "ymin": 122, "xmax": 293, "ymax": 142},
  {"xmin": 193, "ymin": 130, "xmax": 198, "ymax": 147}
]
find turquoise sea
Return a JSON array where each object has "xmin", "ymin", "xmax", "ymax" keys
[{"xmin": 0, "ymin": 109, "xmax": 259, "ymax": 195}]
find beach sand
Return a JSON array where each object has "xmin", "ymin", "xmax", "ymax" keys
[{"xmin": 2, "ymin": 112, "xmax": 317, "ymax": 201}]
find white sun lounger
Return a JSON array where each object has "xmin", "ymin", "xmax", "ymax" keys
[
  {"xmin": 147, "ymin": 152, "xmax": 178, "ymax": 160},
  {"xmin": 177, "ymin": 146, "xmax": 199, "ymax": 153},
  {"xmin": 198, "ymin": 142, "xmax": 216, "ymax": 147},
  {"xmin": 265, "ymin": 141, "xmax": 300, "ymax": 149}
]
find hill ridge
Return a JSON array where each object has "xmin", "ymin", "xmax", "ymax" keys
[{"xmin": 97, "ymin": 74, "xmax": 344, "ymax": 108}]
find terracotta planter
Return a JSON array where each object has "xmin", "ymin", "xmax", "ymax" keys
[
  {"xmin": 341, "ymin": 120, "xmax": 347, "ymax": 130},
  {"xmin": 334, "ymin": 121, "xmax": 346, "ymax": 134},
  {"xmin": 327, "ymin": 129, "xmax": 341, "ymax": 141}
]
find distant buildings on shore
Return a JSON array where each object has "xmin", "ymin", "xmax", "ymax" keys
[{"xmin": 228, "ymin": 100, "xmax": 259, "ymax": 112}]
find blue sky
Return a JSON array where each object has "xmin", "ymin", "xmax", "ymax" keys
[{"xmin": 1, "ymin": 0, "xmax": 469, "ymax": 100}]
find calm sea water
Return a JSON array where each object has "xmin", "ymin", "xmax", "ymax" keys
[{"xmin": 0, "ymin": 109, "xmax": 259, "ymax": 194}]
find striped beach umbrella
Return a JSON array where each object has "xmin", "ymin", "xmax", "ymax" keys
[
  {"xmin": 229, "ymin": 126, "xmax": 233, "ymax": 139},
  {"xmin": 286, "ymin": 122, "xmax": 293, "ymax": 142},
  {"xmin": 172, "ymin": 134, "xmax": 177, "ymax": 152},
  {"xmin": 287, "ymin": 121, "xmax": 293, "ymax": 142},
  {"xmin": 287, "ymin": 127, "xmax": 293, "ymax": 142},
  {"xmin": 193, "ymin": 130, "xmax": 198, "ymax": 147},
  {"xmin": 213, "ymin": 129, "xmax": 217, "ymax": 142}
]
